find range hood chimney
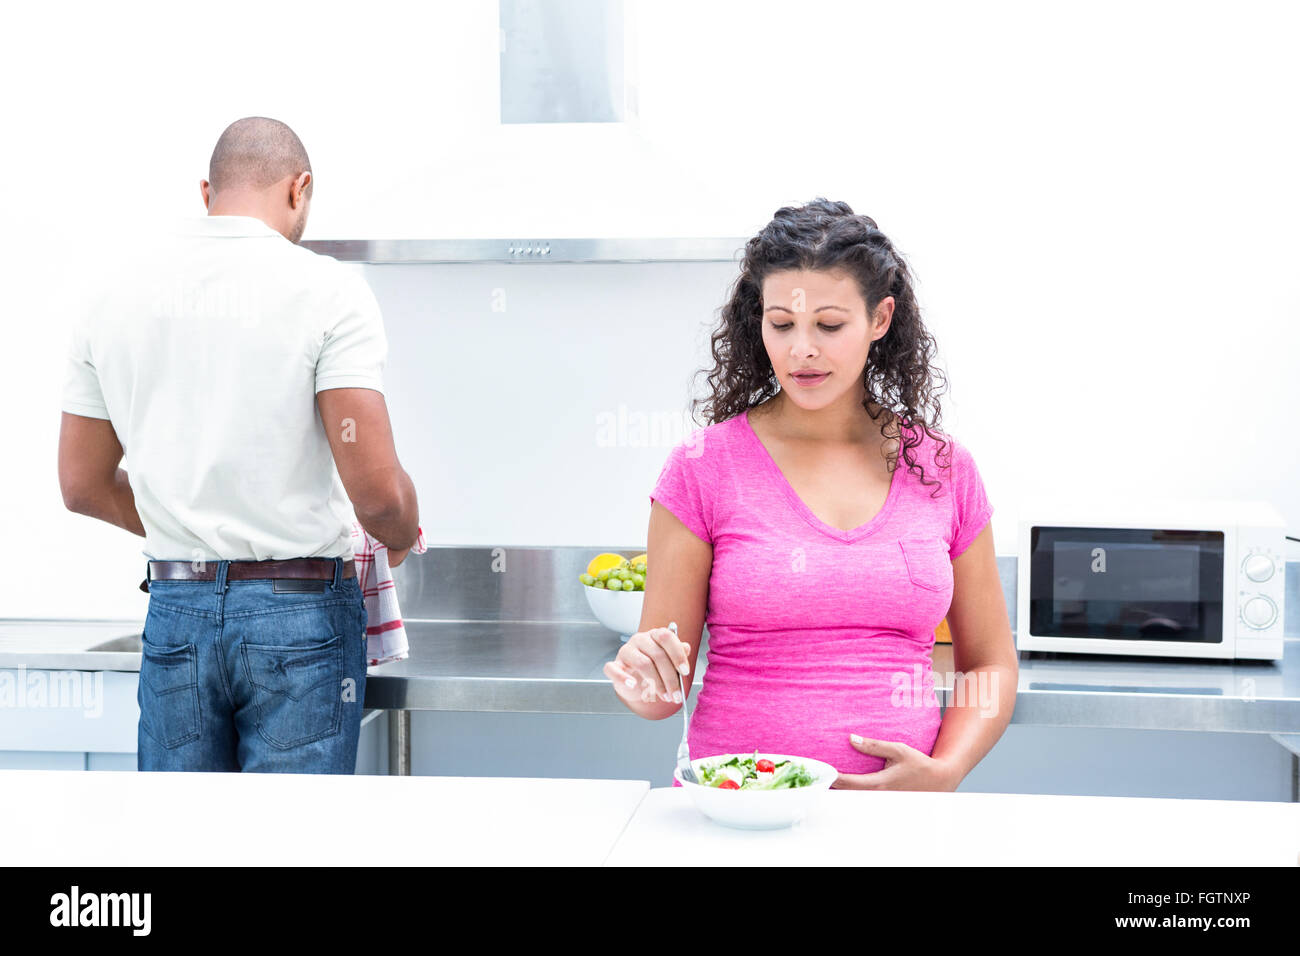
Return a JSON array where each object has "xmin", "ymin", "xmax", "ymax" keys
[{"xmin": 499, "ymin": 0, "xmax": 637, "ymax": 124}]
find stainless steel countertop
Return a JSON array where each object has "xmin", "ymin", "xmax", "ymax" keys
[
  {"xmin": 367, "ymin": 623, "xmax": 1300, "ymax": 733},
  {"xmin": 0, "ymin": 620, "xmax": 146, "ymax": 671},
  {"xmin": 3, "ymin": 617, "xmax": 1297, "ymax": 734}
]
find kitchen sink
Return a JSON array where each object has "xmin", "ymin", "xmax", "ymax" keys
[{"xmin": 85, "ymin": 635, "xmax": 142, "ymax": 652}]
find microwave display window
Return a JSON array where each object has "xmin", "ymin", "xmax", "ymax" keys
[{"xmin": 1029, "ymin": 527, "xmax": 1224, "ymax": 643}]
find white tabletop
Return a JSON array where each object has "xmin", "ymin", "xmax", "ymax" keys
[
  {"xmin": 6, "ymin": 769, "xmax": 1297, "ymax": 866},
  {"xmin": 605, "ymin": 788, "xmax": 1300, "ymax": 866},
  {"xmin": 0, "ymin": 770, "xmax": 649, "ymax": 866}
]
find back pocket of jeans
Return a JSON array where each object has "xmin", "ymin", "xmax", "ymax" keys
[
  {"xmin": 241, "ymin": 634, "xmax": 343, "ymax": 750},
  {"xmin": 139, "ymin": 637, "xmax": 201, "ymax": 749},
  {"xmin": 899, "ymin": 537, "xmax": 952, "ymax": 593}
]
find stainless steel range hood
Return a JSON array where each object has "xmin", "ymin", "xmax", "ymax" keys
[
  {"xmin": 301, "ymin": 1, "xmax": 756, "ymax": 248},
  {"xmin": 301, "ymin": 237, "xmax": 748, "ymax": 263}
]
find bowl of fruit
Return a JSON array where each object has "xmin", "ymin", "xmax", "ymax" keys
[{"xmin": 579, "ymin": 552, "xmax": 647, "ymax": 641}]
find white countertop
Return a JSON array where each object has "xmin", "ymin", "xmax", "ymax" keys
[
  {"xmin": 605, "ymin": 788, "xmax": 1300, "ymax": 866},
  {"xmin": 4, "ymin": 769, "xmax": 1297, "ymax": 865},
  {"xmin": 0, "ymin": 770, "xmax": 649, "ymax": 866}
]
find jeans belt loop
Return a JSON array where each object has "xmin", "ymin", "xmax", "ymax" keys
[
  {"xmin": 331, "ymin": 556, "xmax": 343, "ymax": 591},
  {"xmin": 214, "ymin": 559, "xmax": 230, "ymax": 594}
]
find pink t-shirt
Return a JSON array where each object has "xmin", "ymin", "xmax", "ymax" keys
[{"xmin": 650, "ymin": 408, "xmax": 993, "ymax": 778}]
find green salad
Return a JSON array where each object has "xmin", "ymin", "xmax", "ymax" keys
[{"xmin": 698, "ymin": 752, "xmax": 816, "ymax": 790}]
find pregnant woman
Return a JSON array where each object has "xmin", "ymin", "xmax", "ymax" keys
[{"xmin": 603, "ymin": 199, "xmax": 1017, "ymax": 790}]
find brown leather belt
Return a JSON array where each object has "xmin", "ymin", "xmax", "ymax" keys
[{"xmin": 139, "ymin": 558, "xmax": 356, "ymax": 593}]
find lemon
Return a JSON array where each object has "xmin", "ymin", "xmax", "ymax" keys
[
  {"xmin": 586, "ymin": 553, "xmax": 626, "ymax": 577},
  {"xmin": 628, "ymin": 553, "xmax": 648, "ymax": 569}
]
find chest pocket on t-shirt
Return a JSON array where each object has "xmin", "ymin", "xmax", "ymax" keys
[{"xmin": 899, "ymin": 537, "xmax": 952, "ymax": 592}]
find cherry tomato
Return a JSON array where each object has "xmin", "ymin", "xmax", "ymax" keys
[
  {"xmin": 756, "ymin": 759, "xmax": 775, "ymax": 773},
  {"xmin": 718, "ymin": 780, "xmax": 740, "ymax": 790}
]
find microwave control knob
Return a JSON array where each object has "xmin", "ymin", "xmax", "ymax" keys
[
  {"xmin": 1241, "ymin": 596, "xmax": 1278, "ymax": 630},
  {"xmin": 1242, "ymin": 554, "xmax": 1276, "ymax": 583}
]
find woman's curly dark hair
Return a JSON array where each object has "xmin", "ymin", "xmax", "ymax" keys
[{"xmin": 691, "ymin": 197, "xmax": 953, "ymax": 497}]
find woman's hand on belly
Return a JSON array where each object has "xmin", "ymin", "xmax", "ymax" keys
[{"xmin": 831, "ymin": 734, "xmax": 959, "ymax": 792}]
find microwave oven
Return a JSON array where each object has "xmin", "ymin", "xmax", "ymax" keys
[{"xmin": 1017, "ymin": 498, "xmax": 1286, "ymax": 660}]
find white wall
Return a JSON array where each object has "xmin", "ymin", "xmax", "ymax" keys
[{"xmin": 2, "ymin": 0, "xmax": 1299, "ymax": 618}]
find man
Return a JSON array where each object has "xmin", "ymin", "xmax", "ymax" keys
[{"xmin": 58, "ymin": 116, "xmax": 420, "ymax": 773}]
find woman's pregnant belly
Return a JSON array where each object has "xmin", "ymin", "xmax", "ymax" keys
[{"xmin": 687, "ymin": 628, "xmax": 943, "ymax": 776}]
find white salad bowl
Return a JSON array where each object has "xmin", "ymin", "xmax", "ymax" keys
[
  {"xmin": 673, "ymin": 753, "xmax": 838, "ymax": 830},
  {"xmin": 583, "ymin": 584, "xmax": 644, "ymax": 642}
]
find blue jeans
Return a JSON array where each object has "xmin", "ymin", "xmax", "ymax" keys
[{"xmin": 137, "ymin": 558, "xmax": 368, "ymax": 773}]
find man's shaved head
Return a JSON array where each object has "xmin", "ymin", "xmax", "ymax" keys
[{"xmin": 208, "ymin": 117, "xmax": 312, "ymax": 197}]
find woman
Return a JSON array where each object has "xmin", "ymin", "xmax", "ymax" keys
[{"xmin": 602, "ymin": 199, "xmax": 1017, "ymax": 790}]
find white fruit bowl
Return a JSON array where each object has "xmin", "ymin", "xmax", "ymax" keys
[
  {"xmin": 673, "ymin": 754, "xmax": 838, "ymax": 830},
  {"xmin": 582, "ymin": 585, "xmax": 644, "ymax": 642}
]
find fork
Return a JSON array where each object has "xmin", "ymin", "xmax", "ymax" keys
[{"xmin": 669, "ymin": 621, "xmax": 699, "ymax": 784}]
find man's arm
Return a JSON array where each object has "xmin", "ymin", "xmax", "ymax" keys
[
  {"xmin": 316, "ymin": 387, "xmax": 419, "ymax": 554},
  {"xmin": 57, "ymin": 412, "xmax": 145, "ymax": 536}
]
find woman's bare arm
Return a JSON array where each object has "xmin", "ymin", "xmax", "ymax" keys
[{"xmin": 929, "ymin": 521, "xmax": 1018, "ymax": 786}]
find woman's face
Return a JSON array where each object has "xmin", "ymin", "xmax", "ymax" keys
[{"xmin": 760, "ymin": 268, "xmax": 893, "ymax": 412}]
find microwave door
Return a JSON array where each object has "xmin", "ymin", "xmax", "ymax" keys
[{"xmin": 1029, "ymin": 527, "xmax": 1225, "ymax": 645}]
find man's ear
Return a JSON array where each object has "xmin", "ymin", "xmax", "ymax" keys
[
  {"xmin": 200, "ymin": 179, "xmax": 211, "ymax": 210},
  {"xmin": 291, "ymin": 171, "xmax": 312, "ymax": 208}
]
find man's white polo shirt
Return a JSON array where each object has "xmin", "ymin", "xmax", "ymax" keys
[{"xmin": 61, "ymin": 214, "xmax": 387, "ymax": 562}]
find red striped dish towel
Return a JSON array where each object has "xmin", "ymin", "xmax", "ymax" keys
[{"xmin": 351, "ymin": 521, "xmax": 427, "ymax": 666}]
